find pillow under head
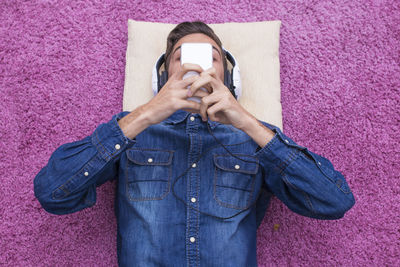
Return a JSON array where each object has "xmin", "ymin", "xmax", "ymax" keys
[{"xmin": 123, "ymin": 19, "xmax": 283, "ymax": 130}]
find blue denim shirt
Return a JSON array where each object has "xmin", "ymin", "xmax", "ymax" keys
[{"xmin": 34, "ymin": 109, "xmax": 355, "ymax": 266}]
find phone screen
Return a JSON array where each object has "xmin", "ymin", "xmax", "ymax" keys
[
  {"xmin": 180, "ymin": 43, "xmax": 213, "ymax": 70},
  {"xmin": 180, "ymin": 43, "xmax": 212, "ymax": 103}
]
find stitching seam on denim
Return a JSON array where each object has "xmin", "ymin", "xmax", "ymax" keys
[
  {"xmin": 213, "ymin": 164, "xmax": 255, "ymax": 210},
  {"xmin": 126, "ymin": 148, "xmax": 174, "ymax": 165},
  {"xmin": 301, "ymin": 151, "xmax": 351, "ymax": 194},
  {"xmin": 94, "ymin": 128, "xmax": 110, "ymax": 161},
  {"xmin": 277, "ymin": 149, "xmax": 301, "ymax": 175},
  {"xmin": 187, "ymin": 133, "xmax": 193, "ymax": 267},
  {"xmin": 302, "ymin": 190, "xmax": 315, "ymax": 214},
  {"xmin": 282, "ymin": 173, "xmax": 316, "ymax": 215},
  {"xmin": 214, "ymin": 153, "xmax": 259, "ymax": 174},
  {"xmin": 281, "ymin": 173, "xmax": 300, "ymax": 191},
  {"xmin": 51, "ymin": 153, "xmax": 97, "ymax": 200},
  {"xmin": 255, "ymin": 132, "xmax": 278, "ymax": 157},
  {"xmin": 197, "ymin": 135, "xmax": 201, "ymax": 266},
  {"xmin": 112, "ymin": 115, "xmax": 128, "ymax": 144},
  {"xmin": 97, "ymin": 131, "xmax": 122, "ymax": 159},
  {"xmin": 125, "ymin": 149, "xmax": 174, "ymax": 201}
]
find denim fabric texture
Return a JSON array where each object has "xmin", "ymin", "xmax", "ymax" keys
[{"xmin": 34, "ymin": 109, "xmax": 355, "ymax": 267}]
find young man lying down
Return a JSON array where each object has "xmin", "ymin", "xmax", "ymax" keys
[{"xmin": 34, "ymin": 21, "xmax": 355, "ymax": 267}]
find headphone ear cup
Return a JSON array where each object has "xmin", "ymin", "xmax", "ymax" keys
[
  {"xmin": 224, "ymin": 69, "xmax": 237, "ymax": 99},
  {"xmin": 224, "ymin": 69, "xmax": 231, "ymax": 90},
  {"xmin": 159, "ymin": 71, "xmax": 168, "ymax": 92}
]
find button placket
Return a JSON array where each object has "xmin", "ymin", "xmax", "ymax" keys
[
  {"xmin": 186, "ymin": 113, "xmax": 202, "ymax": 266},
  {"xmin": 185, "ymin": 118, "xmax": 200, "ymax": 265}
]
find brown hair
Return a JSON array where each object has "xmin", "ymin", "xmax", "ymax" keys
[{"xmin": 164, "ymin": 21, "xmax": 227, "ymax": 74}]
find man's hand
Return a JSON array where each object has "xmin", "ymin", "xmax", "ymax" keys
[
  {"xmin": 143, "ymin": 63, "xmax": 211, "ymax": 126},
  {"xmin": 187, "ymin": 67, "xmax": 255, "ymax": 130}
]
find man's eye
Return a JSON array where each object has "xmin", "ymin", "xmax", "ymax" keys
[{"xmin": 176, "ymin": 57, "xmax": 180, "ymax": 61}]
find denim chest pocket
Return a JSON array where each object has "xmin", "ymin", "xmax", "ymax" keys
[
  {"xmin": 125, "ymin": 148, "xmax": 174, "ymax": 201},
  {"xmin": 213, "ymin": 154, "xmax": 259, "ymax": 210}
]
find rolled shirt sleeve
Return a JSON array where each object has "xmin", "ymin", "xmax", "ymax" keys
[
  {"xmin": 33, "ymin": 111, "xmax": 134, "ymax": 215},
  {"xmin": 254, "ymin": 121, "xmax": 356, "ymax": 220}
]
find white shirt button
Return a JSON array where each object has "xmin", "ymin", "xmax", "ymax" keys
[
  {"xmin": 190, "ymin": 116, "xmax": 195, "ymax": 121},
  {"xmin": 284, "ymin": 139, "xmax": 289, "ymax": 144},
  {"xmin": 148, "ymin": 158, "xmax": 153, "ymax": 163},
  {"xmin": 84, "ymin": 171, "xmax": 89, "ymax": 176},
  {"xmin": 191, "ymin": 197, "xmax": 196, "ymax": 203},
  {"xmin": 192, "ymin": 163, "xmax": 197, "ymax": 168},
  {"xmin": 234, "ymin": 164, "xmax": 240, "ymax": 170},
  {"xmin": 190, "ymin": 237, "xmax": 196, "ymax": 243},
  {"xmin": 318, "ymin": 161, "xmax": 321, "ymax": 165},
  {"xmin": 115, "ymin": 144, "xmax": 121, "ymax": 150}
]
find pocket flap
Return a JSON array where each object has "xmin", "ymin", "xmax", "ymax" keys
[
  {"xmin": 213, "ymin": 154, "xmax": 259, "ymax": 174},
  {"xmin": 127, "ymin": 148, "xmax": 173, "ymax": 165}
]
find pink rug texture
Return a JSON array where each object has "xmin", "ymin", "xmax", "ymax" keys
[{"xmin": 1, "ymin": 0, "xmax": 399, "ymax": 266}]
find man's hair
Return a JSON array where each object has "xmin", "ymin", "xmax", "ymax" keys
[{"xmin": 164, "ymin": 21, "xmax": 228, "ymax": 74}]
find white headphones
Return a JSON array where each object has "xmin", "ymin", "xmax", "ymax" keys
[{"xmin": 152, "ymin": 47, "xmax": 242, "ymax": 100}]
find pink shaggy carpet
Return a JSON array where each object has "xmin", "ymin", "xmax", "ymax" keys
[{"xmin": 1, "ymin": 0, "xmax": 399, "ymax": 266}]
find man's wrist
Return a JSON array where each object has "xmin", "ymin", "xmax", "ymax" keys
[
  {"xmin": 239, "ymin": 115, "xmax": 276, "ymax": 148},
  {"xmin": 118, "ymin": 105, "xmax": 153, "ymax": 140}
]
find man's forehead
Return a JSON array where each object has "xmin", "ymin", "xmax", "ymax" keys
[{"xmin": 173, "ymin": 44, "xmax": 222, "ymax": 56}]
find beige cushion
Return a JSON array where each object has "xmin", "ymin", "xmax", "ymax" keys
[{"xmin": 123, "ymin": 19, "xmax": 283, "ymax": 130}]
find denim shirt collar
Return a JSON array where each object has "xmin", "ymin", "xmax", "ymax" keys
[{"xmin": 163, "ymin": 109, "xmax": 220, "ymax": 129}]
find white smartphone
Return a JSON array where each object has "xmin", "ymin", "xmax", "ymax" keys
[{"xmin": 180, "ymin": 43, "xmax": 213, "ymax": 103}]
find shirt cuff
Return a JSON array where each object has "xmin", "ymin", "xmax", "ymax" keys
[
  {"xmin": 92, "ymin": 111, "xmax": 136, "ymax": 162},
  {"xmin": 253, "ymin": 122, "xmax": 306, "ymax": 174}
]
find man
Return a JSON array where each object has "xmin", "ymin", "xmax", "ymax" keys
[{"xmin": 34, "ymin": 21, "xmax": 355, "ymax": 266}]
